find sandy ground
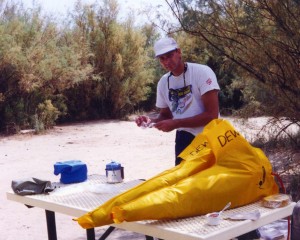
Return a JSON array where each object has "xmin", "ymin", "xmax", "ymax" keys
[
  {"xmin": 1, "ymin": 118, "xmax": 176, "ymax": 240},
  {"xmin": 1, "ymin": 117, "xmax": 298, "ymax": 240}
]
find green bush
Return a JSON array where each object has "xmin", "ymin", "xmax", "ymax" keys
[{"xmin": 34, "ymin": 100, "xmax": 60, "ymax": 132}]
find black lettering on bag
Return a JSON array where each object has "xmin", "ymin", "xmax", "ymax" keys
[
  {"xmin": 189, "ymin": 141, "xmax": 209, "ymax": 156},
  {"xmin": 217, "ymin": 130, "xmax": 240, "ymax": 147},
  {"xmin": 259, "ymin": 166, "xmax": 266, "ymax": 189}
]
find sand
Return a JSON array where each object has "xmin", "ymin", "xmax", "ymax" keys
[
  {"xmin": 1, "ymin": 119, "xmax": 175, "ymax": 240},
  {"xmin": 1, "ymin": 117, "xmax": 297, "ymax": 239}
]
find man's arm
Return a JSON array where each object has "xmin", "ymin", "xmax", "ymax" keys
[{"xmin": 154, "ymin": 90, "xmax": 219, "ymax": 132}]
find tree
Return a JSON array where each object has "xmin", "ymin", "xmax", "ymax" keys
[
  {"xmin": 0, "ymin": 1, "xmax": 92, "ymax": 131},
  {"xmin": 166, "ymin": 0, "xmax": 299, "ymax": 126},
  {"xmin": 68, "ymin": 0, "xmax": 155, "ymax": 119}
]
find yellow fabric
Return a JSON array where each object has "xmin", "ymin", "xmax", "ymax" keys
[
  {"xmin": 75, "ymin": 119, "xmax": 278, "ymax": 228},
  {"xmin": 76, "ymin": 133, "xmax": 214, "ymax": 228}
]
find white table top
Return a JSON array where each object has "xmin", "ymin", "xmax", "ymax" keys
[{"xmin": 7, "ymin": 174, "xmax": 296, "ymax": 240}]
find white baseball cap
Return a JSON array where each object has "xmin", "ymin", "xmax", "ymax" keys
[{"xmin": 154, "ymin": 37, "xmax": 178, "ymax": 57}]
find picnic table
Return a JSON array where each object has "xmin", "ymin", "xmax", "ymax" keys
[{"xmin": 6, "ymin": 174, "xmax": 296, "ymax": 240}]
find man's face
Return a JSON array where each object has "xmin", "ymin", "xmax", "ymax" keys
[{"xmin": 158, "ymin": 49, "xmax": 182, "ymax": 73}]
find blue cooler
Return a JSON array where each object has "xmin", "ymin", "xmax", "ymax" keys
[{"xmin": 54, "ymin": 160, "xmax": 87, "ymax": 184}]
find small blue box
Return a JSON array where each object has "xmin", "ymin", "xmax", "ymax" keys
[{"xmin": 54, "ymin": 160, "xmax": 87, "ymax": 184}]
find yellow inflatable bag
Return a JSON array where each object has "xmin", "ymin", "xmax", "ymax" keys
[
  {"xmin": 76, "ymin": 119, "xmax": 278, "ymax": 228},
  {"xmin": 76, "ymin": 133, "xmax": 214, "ymax": 228},
  {"xmin": 110, "ymin": 119, "xmax": 278, "ymax": 223}
]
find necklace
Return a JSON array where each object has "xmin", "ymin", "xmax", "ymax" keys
[{"xmin": 167, "ymin": 63, "xmax": 188, "ymax": 90}]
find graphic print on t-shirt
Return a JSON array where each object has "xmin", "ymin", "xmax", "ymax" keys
[{"xmin": 168, "ymin": 85, "xmax": 193, "ymax": 114}]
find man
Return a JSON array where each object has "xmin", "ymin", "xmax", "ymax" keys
[{"xmin": 136, "ymin": 37, "xmax": 220, "ymax": 165}]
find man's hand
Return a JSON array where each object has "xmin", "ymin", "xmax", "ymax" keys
[
  {"xmin": 135, "ymin": 115, "xmax": 152, "ymax": 128},
  {"xmin": 154, "ymin": 119, "xmax": 177, "ymax": 132}
]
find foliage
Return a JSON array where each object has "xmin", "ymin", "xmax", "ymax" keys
[
  {"xmin": 138, "ymin": 24, "xmax": 163, "ymax": 111},
  {"xmin": 62, "ymin": 0, "xmax": 155, "ymax": 120},
  {"xmin": 34, "ymin": 99, "xmax": 60, "ymax": 132},
  {"xmin": 166, "ymin": 0, "xmax": 299, "ymax": 124},
  {"xmin": 0, "ymin": 1, "xmax": 92, "ymax": 131},
  {"xmin": 2, "ymin": 0, "xmax": 299, "ymax": 137},
  {"xmin": 0, "ymin": 0, "xmax": 156, "ymax": 131}
]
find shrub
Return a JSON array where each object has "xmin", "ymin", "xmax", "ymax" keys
[{"xmin": 34, "ymin": 100, "xmax": 60, "ymax": 132}]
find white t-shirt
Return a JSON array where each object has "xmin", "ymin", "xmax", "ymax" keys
[{"xmin": 156, "ymin": 62, "xmax": 220, "ymax": 136}]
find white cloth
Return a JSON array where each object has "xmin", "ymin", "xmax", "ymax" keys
[{"xmin": 156, "ymin": 62, "xmax": 220, "ymax": 135}]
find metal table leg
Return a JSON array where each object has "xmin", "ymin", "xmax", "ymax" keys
[
  {"xmin": 98, "ymin": 226, "xmax": 116, "ymax": 240},
  {"xmin": 45, "ymin": 210, "xmax": 57, "ymax": 240},
  {"xmin": 145, "ymin": 236, "xmax": 154, "ymax": 240},
  {"xmin": 86, "ymin": 228, "xmax": 95, "ymax": 240}
]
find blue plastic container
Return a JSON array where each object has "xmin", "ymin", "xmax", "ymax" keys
[{"xmin": 54, "ymin": 160, "xmax": 87, "ymax": 184}]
